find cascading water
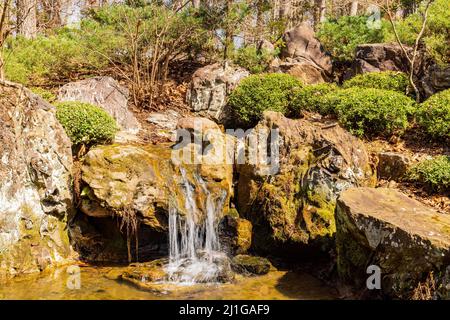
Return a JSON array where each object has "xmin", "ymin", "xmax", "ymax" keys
[{"xmin": 165, "ymin": 168, "xmax": 230, "ymax": 284}]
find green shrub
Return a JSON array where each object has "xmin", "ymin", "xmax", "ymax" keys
[
  {"xmin": 343, "ymin": 71, "xmax": 409, "ymax": 93},
  {"xmin": 331, "ymin": 88, "xmax": 415, "ymax": 137},
  {"xmin": 228, "ymin": 73, "xmax": 302, "ymax": 127},
  {"xmin": 407, "ymin": 156, "xmax": 450, "ymax": 192},
  {"xmin": 30, "ymin": 87, "xmax": 56, "ymax": 103},
  {"xmin": 416, "ymin": 89, "xmax": 450, "ymax": 139},
  {"xmin": 233, "ymin": 45, "xmax": 278, "ymax": 74},
  {"xmin": 288, "ymin": 83, "xmax": 339, "ymax": 117},
  {"xmin": 317, "ymin": 15, "xmax": 387, "ymax": 62},
  {"xmin": 55, "ymin": 101, "xmax": 118, "ymax": 145},
  {"xmin": 386, "ymin": 0, "xmax": 450, "ymax": 66}
]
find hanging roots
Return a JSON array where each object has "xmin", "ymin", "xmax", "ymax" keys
[
  {"xmin": 119, "ymin": 206, "xmax": 140, "ymax": 264},
  {"xmin": 412, "ymin": 272, "xmax": 437, "ymax": 300}
]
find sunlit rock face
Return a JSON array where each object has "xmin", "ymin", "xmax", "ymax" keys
[
  {"xmin": 57, "ymin": 76, "xmax": 141, "ymax": 136},
  {"xmin": 336, "ymin": 187, "xmax": 450, "ymax": 299},
  {"xmin": 236, "ymin": 111, "xmax": 376, "ymax": 255},
  {"xmin": 0, "ymin": 81, "xmax": 74, "ymax": 277},
  {"xmin": 77, "ymin": 118, "xmax": 234, "ymax": 271}
]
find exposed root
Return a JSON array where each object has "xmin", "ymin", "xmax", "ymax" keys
[{"xmin": 119, "ymin": 206, "xmax": 140, "ymax": 264}]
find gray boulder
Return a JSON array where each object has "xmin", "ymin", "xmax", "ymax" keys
[{"xmin": 58, "ymin": 76, "xmax": 141, "ymax": 135}]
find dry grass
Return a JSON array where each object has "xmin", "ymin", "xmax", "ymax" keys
[{"xmin": 411, "ymin": 272, "xmax": 437, "ymax": 300}]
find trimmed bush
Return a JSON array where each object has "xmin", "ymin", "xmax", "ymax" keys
[
  {"xmin": 288, "ymin": 83, "xmax": 339, "ymax": 117},
  {"xmin": 55, "ymin": 101, "xmax": 118, "ymax": 145},
  {"xmin": 343, "ymin": 71, "xmax": 409, "ymax": 93},
  {"xmin": 416, "ymin": 89, "xmax": 450, "ymax": 139},
  {"xmin": 407, "ymin": 156, "xmax": 450, "ymax": 192},
  {"xmin": 331, "ymin": 88, "xmax": 416, "ymax": 137},
  {"xmin": 233, "ymin": 45, "xmax": 278, "ymax": 74},
  {"xmin": 228, "ymin": 73, "xmax": 302, "ymax": 127}
]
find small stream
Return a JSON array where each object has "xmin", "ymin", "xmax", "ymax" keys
[{"xmin": 0, "ymin": 266, "xmax": 338, "ymax": 300}]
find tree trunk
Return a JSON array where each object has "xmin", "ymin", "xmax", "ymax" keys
[
  {"xmin": 319, "ymin": 0, "xmax": 327, "ymax": 22},
  {"xmin": 350, "ymin": 1, "xmax": 358, "ymax": 16},
  {"xmin": 192, "ymin": 0, "xmax": 200, "ymax": 9},
  {"xmin": 17, "ymin": 0, "xmax": 37, "ymax": 39}
]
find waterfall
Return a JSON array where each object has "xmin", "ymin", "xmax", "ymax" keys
[{"xmin": 165, "ymin": 168, "xmax": 229, "ymax": 284}]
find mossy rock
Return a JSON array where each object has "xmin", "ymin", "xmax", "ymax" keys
[{"xmin": 231, "ymin": 255, "xmax": 274, "ymax": 275}]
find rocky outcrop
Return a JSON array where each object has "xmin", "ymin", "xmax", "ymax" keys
[
  {"xmin": 0, "ymin": 81, "xmax": 73, "ymax": 277},
  {"xmin": 146, "ymin": 109, "xmax": 181, "ymax": 141},
  {"xmin": 57, "ymin": 76, "xmax": 141, "ymax": 135},
  {"xmin": 274, "ymin": 23, "xmax": 332, "ymax": 84},
  {"xmin": 186, "ymin": 63, "xmax": 249, "ymax": 123},
  {"xmin": 231, "ymin": 255, "xmax": 273, "ymax": 275},
  {"xmin": 336, "ymin": 187, "xmax": 450, "ymax": 299},
  {"xmin": 237, "ymin": 111, "xmax": 375, "ymax": 254}
]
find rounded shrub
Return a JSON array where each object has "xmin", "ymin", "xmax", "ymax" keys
[
  {"xmin": 55, "ymin": 101, "xmax": 118, "ymax": 145},
  {"xmin": 228, "ymin": 73, "xmax": 302, "ymax": 127},
  {"xmin": 416, "ymin": 89, "xmax": 450, "ymax": 139},
  {"xmin": 342, "ymin": 71, "xmax": 409, "ymax": 93},
  {"xmin": 288, "ymin": 83, "xmax": 339, "ymax": 117},
  {"xmin": 331, "ymin": 88, "xmax": 416, "ymax": 138},
  {"xmin": 407, "ymin": 156, "xmax": 450, "ymax": 193}
]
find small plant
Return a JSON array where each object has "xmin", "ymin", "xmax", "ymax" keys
[
  {"xmin": 55, "ymin": 101, "xmax": 118, "ymax": 146},
  {"xmin": 228, "ymin": 73, "xmax": 302, "ymax": 127},
  {"xmin": 288, "ymin": 83, "xmax": 339, "ymax": 117},
  {"xmin": 407, "ymin": 156, "xmax": 450, "ymax": 193},
  {"xmin": 331, "ymin": 88, "xmax": 416, "ymax": 138},
  {"xmin": 343, "ymin": 71, "xmax": 409, "ymax": 94},
  {"xmin": 416, "ymin": 89, "xmax": 450, "ymax": 139}
]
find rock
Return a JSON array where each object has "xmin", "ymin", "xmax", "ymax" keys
[
  {"xmin": 231, "ymin": 255, "xmax": 273, "ymax": 275},
  {"xmin": 276, "ymin": 23, "xmax": 332, "ymax": 84},
  {"xmin": 377, "ymin": 152, "xmax": 410, "ymax": 181},
  {"xmin": 336, "ymin": 187, "xmax": 450, "ymax": 299},
  {"xmin": 146, "ymin": 109, "xmax": 181, "ymax": 141},
  {"xmin": 349, "ymin": 43, "xmax": 413, "ymax": 76},
  {"xmin": 80, "ymin": 143, "xmax": 232, "ymax": 233},
  {"xmin": 186, "ymin": 63, "xmax": 249, "ymax": 123},
  {"xmin": 57, "ymin": 76, "xmax": 141, "ymax": 135},
  {"xmin": 257, "ymin": 39, "xmax": 275, "ymax": 55},
  {"xmin": 219, "ymin": 214, "xmax": 253, "ymax": 255},
  {"xmin": 237, "ymin": 111, "xmax": 375, "ymax": 254},
  {"xmin": 0, "ymin": 80, "xmax": 73, "ymax": 277},
  {"xmin": 419, "ymin": 63, "xmax": 450, "ymax": 98}
]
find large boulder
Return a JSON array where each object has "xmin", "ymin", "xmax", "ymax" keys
[
  {"xmin": 275, "ymin": 23, "xmax": 332, "ymax": 84},
  {"xmin": 57, "ymin": 76, "xmax": 141, "ymax": 135},
  {"xmin": 336, "ymin": 187, "xmax": 450, "ymax": 299},
  {"xmin": 349, "ymin": 43, "xmax": 413, "ymax": 76},
  {"xmin": 186, "ymin": 63, "xmax": 249, "ymax": 123},
  {"xmin": 236, "ymin": 111, "xmax": 375, "ymax": 254},
  {"xmin": 0, "ymin": 81, "xmax": 74, "ymax": 277}
]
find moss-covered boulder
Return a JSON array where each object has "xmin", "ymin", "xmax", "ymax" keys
[
  {"xmin": 336, "ymin": 187, "xmax": 450, "ymax": 299},
  {"xmin": 236, "ymin": 111, "xmax": 375, "ymax": 254},
  {"xmin": 219, "ymin": 214, "xmax": 253, "ymax": 255},
  {"xmin": 0, "ymin": 81, "xmax": 74, "ymax": 278},
  {"xmin": 231, "ymin": 255, "xmax": 273, "ymax": 275}
]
